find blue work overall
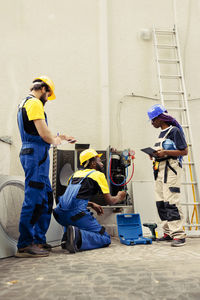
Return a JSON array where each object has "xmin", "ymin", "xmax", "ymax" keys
[
  {"xmin": 17, "ymin": 96, "xmax": 53, "ymax": 249},
  {"xmin": 53, "ymin": 171, "xmax": 111, "ymax": 251}
]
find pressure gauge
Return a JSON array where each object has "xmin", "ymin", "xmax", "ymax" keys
[{"xmin": 122, "ymin": 149, "xmax": 129, "ymax": 159}]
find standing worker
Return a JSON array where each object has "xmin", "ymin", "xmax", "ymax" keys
[
  {"xmin": 147, "ymin": 104, "xmax": 187, "ymax": 247},
  {"xmin": 16, "ymin": 75, "xmax": 76, "ymax": 258},
  {"xmin": 53, "ymin": 149, "xmax": 126, "ymax": 253}
]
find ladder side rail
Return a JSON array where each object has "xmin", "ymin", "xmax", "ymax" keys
[
  {"xmin": 153, "ymin": 27, "xmax": 164, "ymax": 106},
  {"xmin": 174, "ymin": 28, "xmax": 196, "ymax": 158},
  {"xmin": 164, "ymin": 31, "xmax": 193, "ymax": 213},
  {"xmin": 174, "ymin": 26, "xmax": 194, "ymax": 146},
  {"xmin": 175, "ymin": 26, "xmax": 200, "ymax": 222},
  {"xmin": 170, "ymin": 32, "xmax": 192, "ymax": 207},
  {"xmin": 182, "ymin": 168, "xmax": 191, "ymax": 223},
  {"xmin": 175, "ymin": 26, "xmax": 199, "ymax": 169}
]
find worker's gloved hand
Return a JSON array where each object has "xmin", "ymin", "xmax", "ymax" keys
[
  {"xmin": 117, "ymin": 191, "xmax": 126, "ymax": 203},
  {"xmin": 91, "ymin": 203, "xmax": 104, "ymax": 216}
]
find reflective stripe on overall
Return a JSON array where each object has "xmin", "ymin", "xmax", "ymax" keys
[
  {"xmin": 153, "ymin": 126, "xmax": 185, "ymax": 238},
  {"xmin": 53, "ymin": 170, "xmax": 111, "ymax": 250},
  {"xmin": 17, "ymin": 96, "xmax": 53, "ymax": 248}
]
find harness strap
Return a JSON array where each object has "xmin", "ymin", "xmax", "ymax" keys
[
  {"xmin": 164, "ymin": 160, "xmax": 177, "ymax": 183},
  {"xmin": 156, "ymin": 156, "xmax": 176, "ymax": 162}
]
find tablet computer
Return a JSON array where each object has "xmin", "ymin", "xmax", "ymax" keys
[{"xmin": 140, "ymin": 147, "xmax": 157, "ymax": 157}]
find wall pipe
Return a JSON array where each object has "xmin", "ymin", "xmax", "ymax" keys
[{"xmin": 99, "ymin": 0, "xmax": 110, "ymax": 148}]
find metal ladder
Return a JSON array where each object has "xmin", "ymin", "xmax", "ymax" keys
[{"xmin": 153, "ymin": 25, "xmax": 200, "ymax": 231}]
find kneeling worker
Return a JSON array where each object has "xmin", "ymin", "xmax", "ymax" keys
[{"xmin": 53, "ymin": 149, "xmax": 126, "ymax": 253}]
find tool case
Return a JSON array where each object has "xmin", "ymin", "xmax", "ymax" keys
[{"xmin": 116, "ymin": 213, "xmax": 152, "ymax": 246}]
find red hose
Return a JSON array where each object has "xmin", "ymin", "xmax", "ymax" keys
[{"xmin": 109, "ymin": 157, "xmax": 134, "ymax": 186}]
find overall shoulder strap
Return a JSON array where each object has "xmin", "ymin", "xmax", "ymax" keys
[
  {"xmin": 69, "ymin": 170, "xmax": 96, "ymax": 185},
  {"xmin": 163, "ymin": 126, "xmax": 174, "ymax": 139},
  {"xmin": 18, "ymin": 95, "xmax": 34, "ymax": 110},
  {"xmin": 80, "ymin": 170, "xmax": 96, "ymax": 183}
]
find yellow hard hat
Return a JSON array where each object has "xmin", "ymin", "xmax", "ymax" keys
[
  {"xmin": 80, "ymin": 149, "xmax": 102, "ymax": 165},
  {"xmin": 33, "ymin": 75, "xmax": 56, "ymax": 100}
]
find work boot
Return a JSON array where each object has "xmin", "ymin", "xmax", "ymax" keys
[
  {"xmin": 171, "ymin": 238, "xmax": 186, "ymax": 247},
  {"xmin": 61, "ymin": 232, "xmax": 68, "ymax": 250},
  {"xmin": 15, "ymin": 244, "xmax": 49, "ymax": 258},
  {"xmin": 157, "ymin": 234, "xmax": 173, "ymax": 242},
  {"xmin": 62, "ymin": 225, "xmax": 81, "ymax": 253},
  {"xmin": 37, "ymin": 243, "xmax": 52, "ymax": 251}
]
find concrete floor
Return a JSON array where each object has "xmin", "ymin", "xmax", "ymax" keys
[{"xmin": 1, "ymin": 237, "xmax": 200, "ymax": 300}]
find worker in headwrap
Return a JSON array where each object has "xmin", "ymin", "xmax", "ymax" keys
[
  {"xmin": 147, "ymin": 104, "xmax": 187, "ymax": 247},
  {"xmin": 53, "ymin": 148, "xmax": 126, "ymax": 253},
  {"xmin": 16, "ymin": 76, "xmax": 76, "ymax": 258}
]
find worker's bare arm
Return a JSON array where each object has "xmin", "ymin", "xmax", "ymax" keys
[
  {"xmin": 103, "ymin": 191, "xmax": 126, "ymax": 205},
  {"xmin": 34, "ymin": 119, "xmax": 61, "ymax": 145},
  {"xmin": 88, "ymin": 202, "xmax": 104, "ymax": 215},
  {"xmin": 155, "ymin": 147, "xmax": 188, "ymax": 158}
]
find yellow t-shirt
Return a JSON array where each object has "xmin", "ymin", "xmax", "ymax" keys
[
  {"xmin": 23, "ymin": 98, "xmax": 45, "ymax": 121},
  {"xmin": 67, "ymin": 169, "xmax": 110, "ymax": 199}
]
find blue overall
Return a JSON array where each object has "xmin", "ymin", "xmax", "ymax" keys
[
  {"xmin": 53, "ymin": 171, "xmax": 111, "ymax": 251},
  {"xmin": 17, "ymin": 96, "xmax": 53, "ymax": 249}
]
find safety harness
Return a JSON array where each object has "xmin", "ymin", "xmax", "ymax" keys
[{"xmin": 153, "ymin": 126, "xmax": 178, "ymax": 182}]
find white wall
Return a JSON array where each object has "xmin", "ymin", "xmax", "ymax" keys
[
  {"xmin": 0, "ymin": 0, "xmax": 199, "ymax": 187},
  {"xmin": 0, "ymin": 0, "xmax": 103, "ymax": 175}
]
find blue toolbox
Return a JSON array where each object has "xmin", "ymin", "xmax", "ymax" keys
[{"xmin": 116, "ymin": 213, "xmax": 152, "ymax": 246}]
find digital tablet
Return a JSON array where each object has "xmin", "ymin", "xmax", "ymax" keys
[{"xmin": 140, "ymin": 147, "xmax": 157, "ymax": 157}]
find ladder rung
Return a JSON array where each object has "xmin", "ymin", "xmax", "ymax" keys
[
  {"xmin": 163, "ymin": 99, "xmax": 186, "ymax": 102},
  {"xmin": 162, "ymin": 99, "xmax": 185, "ymax": 103},
  {"xmin": 155, "ymin": 30, "xmax": 175, "ymax": 35},
  {"xmin": 181, "ymin": 182, "xmax": 197, "ymax": 185},
  {"xmin": 162, "ymin": 91, "xmax": 184, "ymax": 95},
  {"xmin": 167, "ymin": 107, "xmax": 186, "ymax": 111},
  {"xmin": 182, "ymin": 162, "xmax": 194, "ymax": 165},
  {"xmin": 158, "ymin": 59, "xmax": 179, "ymax": 64},
  {"xmin": 156, "ymin": 44, "xmax": 177, "ymax": 49},
  {"xmin": 181, "ymin": 203, "xmax": 200, "ymax": 206},
  {"xmin": 184, "ymin": 224, "xmax": 200, "ymax": 227},
  {"xmin": 181, "ymin": 125, "xmax": 189, "ymax": 128},
  {"xmin": 160, "ymin": 75, "xmax": 182, "ymax": 79}
]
